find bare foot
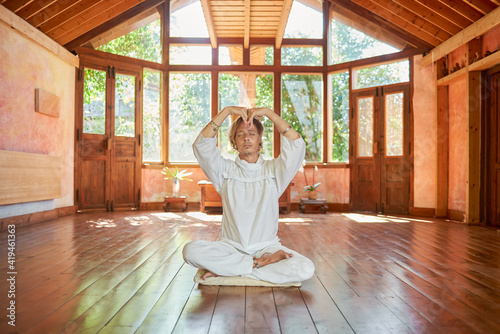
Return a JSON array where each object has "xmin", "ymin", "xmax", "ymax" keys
[
  {"xmin": 202, "ymin": 270, "xmax": 218, "ymax": 280},
  {"xmin": 255, "ymin": 250, "xmax": 293, "ymax": 268}
]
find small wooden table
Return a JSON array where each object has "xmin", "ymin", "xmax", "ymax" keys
[
  {"xmin": 163, "ymin": 196, "xmax": 188, "ymax": 212},
  {"xmin": 299, "ymin": 199, "xmax": 327, "ymax": 214}
]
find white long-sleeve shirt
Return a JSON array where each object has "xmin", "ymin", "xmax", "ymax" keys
[{"xmin": 193, "ymin": 133, "xmax": 306, "ymax": 254}]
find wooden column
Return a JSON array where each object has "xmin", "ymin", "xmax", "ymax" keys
[
  {"xmin": 466, "ymin": 71, "xmax": 482, "ymax": 224},
  {"xmin": 436, "ymin": 85, "xmax": 448, "ymax": 218}
]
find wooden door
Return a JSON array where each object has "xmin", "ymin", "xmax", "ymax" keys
[
  {"xmin": 486, "ymin": 71, "xmax": 500, "ymax": 226},
  {"xmin": 77, "ymin": 65, "xmax": 141, "ymax": 211},
  {"xmin": 351, "ymin": 84, "xmax": 410, "ymax": 214}
]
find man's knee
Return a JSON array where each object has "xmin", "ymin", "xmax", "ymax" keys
[
  {"xmin": 298, "ymin": 258, "xmax": 315, "ymax": 281},
  {"xmin": 183, "ymin": 241, "xmax": 200, "ymax": 264}
]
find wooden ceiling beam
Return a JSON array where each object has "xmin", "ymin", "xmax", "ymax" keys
[
  {"xmin": 63, "ymin": 0, "xmax": 165, "ymax": 52},
  {"xmin": 14, "ymin": 0, "xmax": 56, "ymax": 21},
  {"xmin": 38, "ymin": 0, "xmax": 103, "ymax": 35},
  {"xmin": 350, "ymin": 0, "xmax": 444, "ymax": 46},
  {"xmin": 275, "ymin": 0, "xmax": 293, "ymax": 48},
  {"xmin": 2, "ymin": 0, "xmax": 32, "ymax": 13},
  {"xmin": 414, "ymin": 0, "xmax": 473, "ymax": 29},
  {"xmin": 394, "ymin": 0, "xmax": 462, "ymax": 35},
  {"xmin": 368, "ymin": 0, "xmax": 452, "ymax": 42},
  {"xmin": 243, "ymin": 0, "xmax": 250, "ymax": 48},
  {"xmin": 421, "ymin": 5, "xmax": 500, "ymax": 66},
  {"xmin": 27, "ymin": 0, "xmax": 81, "ymax": 28},
  {"xmin": 465, "ymin": 0, "xmax": 497, "ymax": 14},
  {"xmin": 437, "ymin": 0, "xmax": 483, "ymax": 22},
  {"xmin": 333, "ymin": 0, "xmax": 434, "ymax": 50},
  {"xmin": 200, "ymin": 0, "xmax": 217, "ymax": 48}
]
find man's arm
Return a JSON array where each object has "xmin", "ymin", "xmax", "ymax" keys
[
  {"xmin": 248, "ymin": 108, "xmax": 300, "ymax": 140},
  {"xmin": 201, "ymin": 106, "xmax": 248, "ymax": 138}
]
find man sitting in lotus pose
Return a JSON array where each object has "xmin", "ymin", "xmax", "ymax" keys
[{"xmin": 183, "ymin": 106, "xmax": 315, "ymax": 284}]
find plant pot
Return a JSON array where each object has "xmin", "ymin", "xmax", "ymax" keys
[
  {"xmin": 308, "ymin": 189, "xmax": 317, "ymax": 200},
  {"xmin": 172, "ymin": 178, "xmax": 180, "ymax": 197}
]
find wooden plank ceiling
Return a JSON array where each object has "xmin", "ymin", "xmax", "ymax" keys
[{"xmin": 1, "ymin": 0, "xmax": 499, "ymax": 53}]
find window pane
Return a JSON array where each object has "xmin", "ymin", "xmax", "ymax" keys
[
  {"xmin": 331, "ymin": 71, "xmax": 349, "ymax": 162},
  {"xmin": 219, "ymin": 73, "xmax": 274, "ymax": 160},
  {"xmin": 282, "ymin": 46, "xmax": 322, "ymax": 66},
  {"xmin": 170, "ymin": 45, "xmax": 212, "ymax": 65},
  {"xmin": 282, "ymin": 74, "xmax": 323, "ymax": 162},
  {"xmin": 284, "ymin": 1, "xmax": 322, "ymax": 39},
  {"xmin": 169, "ymin": 73, "xmax": 211, "ymax": 162},
  {"xmin": 83, "ymin": 68, "xmax": 106, "ymax": 135},
  {"xmin": 330, "ymin": 20, "xmax": 399, "ymax": 65},
  {"xmin": 250, "ymin": 46, "xmax": 273, "ymax": 65},
  {"xmin": 385, "ymin": 92, "xmax": 404, "ymax": 156},
  {"xmin": 358, "ymin": 97, "xmax": 373, "ymax": 157},
  {"xmin": 353, "ymin": 59, "xmax": 409, "ymax": 89},
  {"xmin": 170, "ymin": 0, "xmax": 209, "ymax": 38},
  {"xmin": 143, "ymin": 70, "xmax": 162, "ymax": 162},
  {"xmin": 115, "ymin": 74, "xmax": 135, "ymax": 137},
  {"xmin": 219, "ymin": 45, "xmax": 243, "ymax": 65},
  {"xmin": 97, "ymin": 18, "xmax": 162, "ymax": 63}
]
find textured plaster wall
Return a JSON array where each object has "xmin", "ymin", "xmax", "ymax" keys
[
  {"xmin": 413, "ymin": 55, "xmax": 437, "ymax": 209},
  {"xmin": 0, "ymin": 22, "xmax": 75, "ymax": 218},
  {"xmin": 447, "ymin": 79, "xmax": 467, "ymax": 213}
]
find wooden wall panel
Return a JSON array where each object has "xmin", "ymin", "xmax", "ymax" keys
[{"xmin": 0, "ymin": 150, "xmax": 61, "ymax": 205}]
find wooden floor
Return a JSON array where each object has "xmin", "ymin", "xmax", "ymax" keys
[{"xmin": 1, "ymin": 211, "xmax": 500, "ymax": 334}]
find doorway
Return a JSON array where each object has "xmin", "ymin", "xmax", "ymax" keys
[
  {"xmin": 76, "ymin": 64, "xmax": 141, "ymax": 211},
  {"xmin": 350, "ymin": 84, "xmax": 410, "ymax": 214},
  {"xmin": 486, "ymin": 70, "xmax": 500, "ymax": 226}
]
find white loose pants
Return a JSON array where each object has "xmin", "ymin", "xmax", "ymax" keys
[{"xmin": 183, "ymin": 240, "xmax": 315, "ymax": 284}]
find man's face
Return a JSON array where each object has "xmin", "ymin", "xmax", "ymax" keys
[{"xmin": 235, "ymin": 122, "xmax": 262, "ymax": 156}]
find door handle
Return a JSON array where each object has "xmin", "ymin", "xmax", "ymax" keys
[{"xmin": 106, "ymin": 138, "xmax": 112, "ymax": 150}]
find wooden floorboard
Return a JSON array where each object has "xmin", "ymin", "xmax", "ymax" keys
[{"xmin": 0, "ymin": 211, "xmax": 499, "ymax": 333}]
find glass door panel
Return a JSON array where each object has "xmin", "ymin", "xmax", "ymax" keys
[
  {"xmin": 385, "ymin": 92, "xmax": 404, "ymax": 156},
  {"xmin": 357, "ymin": 97, "xmax": 374, "ymax": 157},
  {"xmin": 114, "ymin": 74, "xmax": 136, "ymax": 137},
  {"xmin": 83, "ymin": 68, "xmax": 106, "ymax": 135}
]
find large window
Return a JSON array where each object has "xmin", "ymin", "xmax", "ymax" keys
[
  {"xmin": 83, "ymin": 68, "xmax": 106, "ymax": 135},
  {"xmin": 96, "ymin": 18, "xmax": 162, "ymax": 63},
  {"xmin": 353, "ymin": 59, "xmax": 409, "ymax": 90},
  {"xmin": 143, "ymin": 69, "xmax": 162, "ymax": 162},
  {"xmin": 282, "ymin": 74, "xmax": 323, "ymax": 162},
  {"xmin": 219, "ymin": 73, "xmax": 274, "ymax": 159},
  {"xmin": 169, "ymin": 73, "xmax": 211, "ymax": 163},
  {"xmin": 330, "ymin": 71, "xmax": 349, "ymax": 162}
]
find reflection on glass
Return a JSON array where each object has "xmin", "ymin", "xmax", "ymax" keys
[
  {"xmin": 358, "ymin": 97, "xmax": 373, "ymax": 157},
  {"xmin": 353, "ymin": 60, "xmax": 409, "ymax": 89},
  {"xmin": 219, "ymin": 73, "xmax": 274, "ymax": 159},
  {"xmin": 282, "ymin": 46, "xmax": 323, "ymax": 66},
  {"xmin": 219, "ymin": 45, "xmax": 243, "ymax": 65},
  {"xmin": 143, "ymin": 70, "xmax": 162, "ymax": 162},
  {"xmin": 385, "ymin": 92, "xmax": 404, "ymax": 156},
  {"xmin": 169, "ymin": 73, "xmax": 211, "ymax": 162},
  {"xmin": 284, "ymin": 1, "xmax": 323, "ymax": 38},
  {"xmin": 331, "ymin": 71, "xmax": 349, "ymax": 162},
  {"xmin": 83, "ymin": 68, "xmax": 106, "ymax": 135},
  {"xmin": 170, "ymin": 0, "xmax": 209, "ymax": 37},
  {"xmin": 170, "ymin": 45, "xmax": 212, "ymax": 65},
  {"xmin": 250, "ymin": 46, "xmax": 273, "ymax": 65},
  {"xmin": 115, "ymin": 74, "xmax": 135, "ymax": 137},
  {"xmin": 282, "ymin": 74, "xmax": 323, "ymax": 162}
]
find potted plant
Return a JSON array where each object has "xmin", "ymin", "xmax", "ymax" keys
[
  {"xmin": 299, "ymin": 162, "xmax": 321, "ymax": 200},
  {"xmin": 161, "ymin": 166, "xmax": 193, "ymax": 197}
]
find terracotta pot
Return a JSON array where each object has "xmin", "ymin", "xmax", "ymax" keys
[{"xmin": 308, "ymin": 189, "xmax": 317, "ymax": 200}]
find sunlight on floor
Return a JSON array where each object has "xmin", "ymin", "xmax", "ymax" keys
[
  {"xmin": 186, "ymin": 212, "xmax": 222, "ymax": 222},
  {"xmin": 86, "ymin": 218, "xmax": 116, "ymax": 228},
  {"xmin": 151, "ymin": 212, "xmax": 183, "ymax": 220},
  {"xmin": 343, "ymin": 213, "xmax": 433, "ymax": 224},
  {"xmin": 279, "ymin": 217, "xmax": 313, "ymax": 225}
]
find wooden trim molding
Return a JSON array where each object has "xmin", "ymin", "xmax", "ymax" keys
[
  {"xmin": 409, "ymin": 207, "xmax": 436, "ymax": 218},
  {"xmin": 0, "ymin": 5, "xmax": 79, "ymax": 67},
  {"xmin": 0, "ymin": 206, "xmax": 76, "ymax": 230}
]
